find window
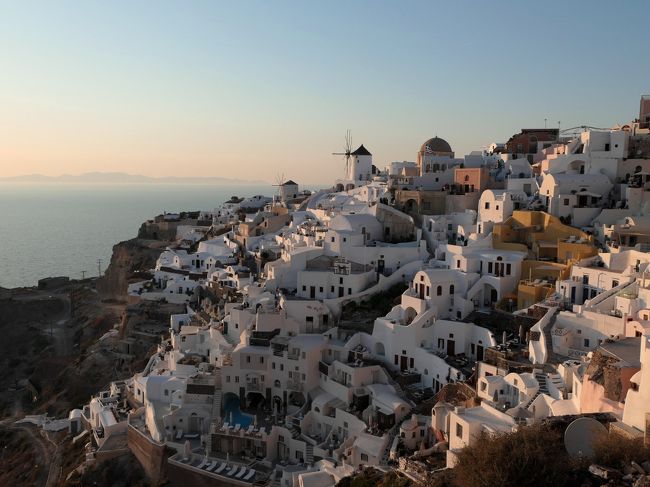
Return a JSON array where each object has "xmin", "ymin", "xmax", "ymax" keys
[
  {"xmin": 496, "ymin": 205, "xmax": 499, "ymax": 210},
  {"xmin": 564, "ymin": 198, "xmax": 570, "ymax": 206},
  {"xmin": 612, "ymin": 280, "xmax": 619, "ymax": 287},
  {"xmin": 488, "ymin": 262, "xmax": 493, "ymax": 273},
  {"xmin": 330, "ymin": 286, "xmax": 334, "ymax": 292},
  {"xmin": 164, "ymin": 389, "xmax": 169, "ymax": 396},
  {"xmin": 247, "ymin": 356, "xmax": 251, "ymax": 363},
  {"xmin": 331, "ymin": 237, "xmax": 335, "ymax": 242},
  {"xmin": 280, "ymin": 364, "xmax": 284, "ymax": 371},
  {"xmin": 484, "ymin": 202, "xmax": 490, "ymax": 209},
  {"xmin": 226, "ymin": 376, "xmax": 231, "ymax": 383},
  {"xmin": 457, "ymin": 260, "xmax": 461, "ymax": 268},
  {"xmin": 348, "ymin": 288, "xmax": 352, "ymax": 295},
  {"xmin": 480, "ymin": 382, "xmax": 486, "ymax": 392},
  {"xmin": 437, "ymin": 286, "xmax": 442, "ymax": 296},
  {"xmin": 272, "ymin": 362, "xmax": 276, "ymax": 370},
  {"xmin": 302, "ymin": 285, "xmax": 306, "ymax": 291},
  {"xmin": 361, "ymin": 453, "xmax": 368, "ymax": 462},
  {"xmin": 319, "ymin": 286, "xmax": 323, "ymax": 292},
  {"xmin": 260, "ymin": 357, "xmax": 264, "ymax": 364},
  {"xmin": 450, "ymin": 284, "xmax": 454, "ymax": 294},
  {"xmin": 456, "ymin": 423, "xmax": 463, "ymax": 438},
  {"xmin": 584, "ymin": 338, "xmax": 590, "ymax": 348},
  {"xmin": 438, "ymin": 338, "xmax": 444, "ymax": 348},
  {"xmin": 506, "ymin": 263, "xmax": 511, "ymax": 275},
  {"xmin": 394, "ymin": 355, "xmax": 399, "ymax": 365},
  {"xmin": 235, "ymin": 376, "xmax": 239, "ymax": 383}
]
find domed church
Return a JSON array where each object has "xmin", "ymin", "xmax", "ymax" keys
[{"xmin": 417, "ymin": 136, "xmax": 456, "ymax": 176}]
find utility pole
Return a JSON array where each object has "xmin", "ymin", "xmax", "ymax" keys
[
  {"xmin": 81, "ymin": 270, "xmax": 86, "ymax": 280},
  {"xmin": 97, "ymin": 259, "xmax": 102, "ymax": 277},
  {"xmin": 544, "ymin": 118, "xmax": 547, "ymax": 129}
]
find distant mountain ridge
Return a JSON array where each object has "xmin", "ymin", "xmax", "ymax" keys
[{"xmin": 0, "ymin": 171, "xmax": 268, "ymax": 185}]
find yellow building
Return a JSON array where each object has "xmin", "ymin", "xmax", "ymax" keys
[{"xmin": 494, "ymin": 211, "xmax": 598, "ymax": 308}]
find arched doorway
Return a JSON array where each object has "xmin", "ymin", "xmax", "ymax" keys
[
  {"xmin": 404, "ymin": 306, "xmax": 417, "ymax": 325},
  {"xmin": 405, "ymin": 199, "xmax": 418, "ymax": 214}
]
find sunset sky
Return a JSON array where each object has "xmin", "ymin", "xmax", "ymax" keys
[{"xmin": 1, "ymin": 0, "xmax": 649, "ymax": 184}]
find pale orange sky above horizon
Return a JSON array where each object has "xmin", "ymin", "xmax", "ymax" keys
[{"xmin": 1, "ymin": 1, "xmax": 648, "ymax": 185}]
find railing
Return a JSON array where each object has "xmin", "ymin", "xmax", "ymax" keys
[
  {"xmin": 286, "ymin": 380, "xmax": 304, "ymax": 392},
  {"xmin": 568, "ymin": 348, "xmax": 588, "ymax": 359}
]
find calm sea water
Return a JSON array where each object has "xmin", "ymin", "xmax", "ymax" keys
[{"xmin": 0, "ymin": 183, "xmax": 272, "ymax": 288}]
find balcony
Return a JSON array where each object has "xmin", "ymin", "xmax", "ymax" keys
[{"xmin": 286, "ymin": 380, "xmax": 304, "ymax": 392}]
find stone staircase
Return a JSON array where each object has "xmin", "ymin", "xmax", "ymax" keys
[
  {"xmin": 306, "ymin": 444, "xmax": 314, "ymax": 464},
  {"xmin": 212, "ymin": 368, "xmax": 223, "ymax": 419},
  {"xmin": 542, "ymin": 311, "xmax": 571, "ymax": 363},
  {"xmin": 522, "ymin": 372, "xmax": 549, "ymax": 410},
  {"xmin": 212, "ymin": 390, "xmax": 223, "ymax": 419},
  {"xmin": 289, "ymin": 425, "xmax": 301, "ymax": 439}
]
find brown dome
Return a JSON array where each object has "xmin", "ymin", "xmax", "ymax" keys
[{"xmin": 420, "ymin": 137, "xmax": 452, "ymax": 154}]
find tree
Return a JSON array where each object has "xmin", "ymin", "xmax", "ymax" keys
[{"xmin": 453, "ymin": 425, "xmax": 575, "ymax": 487}]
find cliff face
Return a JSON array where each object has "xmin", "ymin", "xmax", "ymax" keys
[{"xmin": 96, "ymin": 238, "xmax": 168, "ymax": 298}]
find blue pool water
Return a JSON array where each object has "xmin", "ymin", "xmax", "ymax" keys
[{"xmin": 223, "ymin": 394, "xmax": 254, "ymax": 428}]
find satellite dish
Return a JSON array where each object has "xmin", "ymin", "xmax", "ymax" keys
[{"xmin": 564, "ymin": 417, "xmax": 607, "ymax": 458}]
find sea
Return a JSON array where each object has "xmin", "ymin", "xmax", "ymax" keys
[{"xmin": 0, "ymin": 183, "xmax": 274, "ymax": 289}]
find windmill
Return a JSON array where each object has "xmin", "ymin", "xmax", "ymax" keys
[
  {"xmin": 332, "ymin": 129, "xmax": 353, "ymax": 178},
  {"xmin": 273, "ymin": 172, "xmax": 286, "ymax": 202}
]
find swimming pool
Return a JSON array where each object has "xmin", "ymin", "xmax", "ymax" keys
[{"xmin": 223, "ymin": 394, "xmax": 254, "ymax": 428}]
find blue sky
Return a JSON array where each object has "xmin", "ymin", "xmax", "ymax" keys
[{"xmin": 1, "ymin": 0, "xmax": 648, "ymax": 184}]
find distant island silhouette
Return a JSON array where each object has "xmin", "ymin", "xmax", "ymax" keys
[{"xmin": 0, "ymin": 172, "xmax": 268, "ymax": 185}]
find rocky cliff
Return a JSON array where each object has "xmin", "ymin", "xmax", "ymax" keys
[{"xmin": 96, "ymin": 238, "xmax": 168, "ymax": 298}]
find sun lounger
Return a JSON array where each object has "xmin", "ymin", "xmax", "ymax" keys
[
  {"xmin": 214, "ymin": 463, "xmax": 227, "ymax": 474},
  {"xmin": 197, "ymin": 459, "xmax": 208, "ymax": 469},
  {"xmin": 243, "ymin": 469, "xmax": 256, "ymax": 481},
  {"xmin": 228, "ymin": 466, "xmax": 241, "ymax": 477},
  {"xmin": 207, "ymin": 461, "xmax": 219, "ymax": 472},
  {"xmin": 221, "ymin": 422, "xmax": 229, "ymax": 431},
  {"xmin": 203, "ymin": 461, "xmax": 215, "ymax": 470},
  {"xmin": 225, "ymin": 465, "xmax": 238, "ymax": 476},
  {"xmin": 247, "ymin": 425, "xmax": 254, "ymax": 434},
  {"xmin": 234, "ymin": 424, "xmax": 241, "ymax": 432},
  {"xmin": 236, "ymin": 468, "xmax": 248, "ymax": 479}
]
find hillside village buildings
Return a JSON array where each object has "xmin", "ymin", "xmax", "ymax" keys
[{"xmin": 69, "ymin": 96, "xmax": 650, "ymax": 486}]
